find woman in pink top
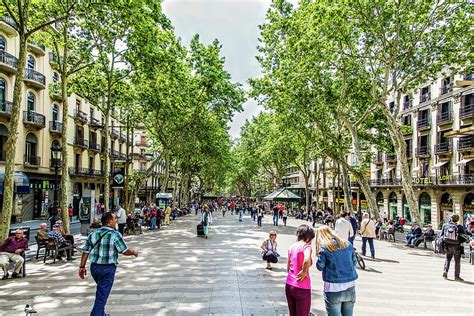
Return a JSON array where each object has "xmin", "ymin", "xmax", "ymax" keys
[{"xmin": 286, "ymin": 224, "xmax": 315, "ymax": 316}]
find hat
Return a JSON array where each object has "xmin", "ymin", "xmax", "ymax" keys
[
  {"xmin": 53, "ymin": 224, "xmax": 61, "ymax": 228},
  {"xmin": 451, "ymin": 214, "xmax": 459, "ymax": 222}
]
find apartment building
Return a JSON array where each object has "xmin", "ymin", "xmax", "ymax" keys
[{"xmin": 0, "ymin": 17, "xmax": 161, "ymax": 223}]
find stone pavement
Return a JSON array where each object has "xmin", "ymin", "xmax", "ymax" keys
[{"xmin": 0, "ymin": 212, "xmax": 473, "ymax": 316}]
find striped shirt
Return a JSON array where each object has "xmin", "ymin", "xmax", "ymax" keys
[{"xmin": 82, "ymin": 226, "xmax": 128, "ymax": 265}]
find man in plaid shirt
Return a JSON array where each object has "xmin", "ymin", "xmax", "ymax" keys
[{"xmin": 79, "ymin": 212, "xmax": 138, "ymax": 316}]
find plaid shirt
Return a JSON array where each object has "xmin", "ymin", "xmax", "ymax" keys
[{"xmin": 82, "ymin": 226, "xmax": 128, "ymax": 265}]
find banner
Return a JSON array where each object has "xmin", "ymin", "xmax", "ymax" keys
[{"xmin": 112, "ymin": 162, "xmax": 125, "ymax": 189}]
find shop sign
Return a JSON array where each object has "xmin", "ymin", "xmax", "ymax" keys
[
  {"xmin": 112, "ymin": 162, "xmax": 125, "ymax": 189},
  {"xmin": 413, "ymin": 177, "xmax": 433, "ymax": 185}
]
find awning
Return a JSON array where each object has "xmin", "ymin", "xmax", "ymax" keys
[
  {"xmin": 0, "ymin": 172, "xmax": 30, "ymax": 195},
  {"xmin": 445, "ymin": 126, "xmax": 474, "ymax": 137},
  {"xmin": 433, "ymin": 161, "xmax": 449, "ymax": 169},
  {"xmin": 383, "ymin": 167, "xmax": 395, "ymax": 174},
  {"xmin": 457, "ymin": 158, "xmax": 474, "ymax": 165}
]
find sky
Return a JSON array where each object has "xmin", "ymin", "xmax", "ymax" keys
[{"xmin": 162, "ymin": 0, "xmax": 282, "ymax": 139}]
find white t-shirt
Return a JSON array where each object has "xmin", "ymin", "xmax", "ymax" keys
[{"xmin": 116, "ymin": 208, "xmax": 127, "ymax": 224}]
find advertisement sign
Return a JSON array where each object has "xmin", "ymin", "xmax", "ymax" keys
[{"xmin": 112, "ymin": 162, "xmax": 125, "ymax": 188}]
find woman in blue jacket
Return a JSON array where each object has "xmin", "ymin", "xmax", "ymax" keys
[{"xmin": 316, "ymin": 226, "xmax": 358, "ymax": 316}]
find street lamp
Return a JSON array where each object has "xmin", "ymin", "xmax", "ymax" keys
[{"xmin": 50, "ymin": 142, "xmax": 62, "ymax": 229}]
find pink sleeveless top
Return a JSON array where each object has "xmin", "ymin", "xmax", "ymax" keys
[{"xmin": 286, "ymin": 242, "xmax": 312, "ymax": 289}]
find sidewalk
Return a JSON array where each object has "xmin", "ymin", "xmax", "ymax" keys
[{"xmin": 10, "ymin": 218, "xmax": 81, "ymax": 231}]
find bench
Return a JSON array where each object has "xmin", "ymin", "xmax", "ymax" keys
[
  {"xmin": 34, "ymin": 235, "xmax": 49, "ymax": 260},
  {"xmin": 423, "ymin": 235, "xmax": 436, "ymax": 249},
  {"xmin": 43, "ymin": 239, "xmax": 73, "ymax": 264},
  {"xmin": 8, "ymin": 226, "xmax": 30, "ymax": 277}
]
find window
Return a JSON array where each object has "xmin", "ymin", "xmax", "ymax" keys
[
  {"xmin": 25, "ymin": 133, "xmax": 38, "ymax": 162},
  {"xmin": 52, "ymin": 72, "xmax": 59, "ymax": 82},
  {"xmin": 90, "ymin": 107, "xmax": 95, "ymax": 120},
  {"xmin": 440, "ymin": 77, "xmax": 452, "ymax": 95},
  {"xmin": 89, "ymin": 156, "xmax": 94, "ymax": 170},
  {"xmin": 403, "ymin": 95, "xmax": 412, "ymax": 110},
  {"xmin": 0, "ymin": 124, "xmax": 8, "ymax": 159},
  {"xmin": 389, "ymin": 101, "xmax": 395, "ymax": 113},
  {"xmin": 27, "ymin": 55, "xmax": 35, "ymax": 70},
  {"xmin": 75, "ymin": 153, "xmax": 81, "ymax": 169},
  {"xmin": 402, "ymin": 115, "xmax": 411, "ymax": 126},
  {"xmin": 419, "ymin": 135, "xmax": 429, "ymax": 149},
  {"xmin": 0, "ymin": 78, "xmax": 5, "ymax": 105},
  {"xmin": 420, "ymin": 86, "xmax": 430, "ymax": 103},
  {"xmin": 75, "ymin": 125, "xmax": 84, "ymax": 141},
  {"xmin": 437, "ymin": 131, "xmax": 449, "ymax": 145},
  {"xmin": 75, "ymin": 99, "xmax": 81, "ymax": 112},
  {"xmin": 27, "ymin": 92, "xmax": 35, "ymax": 111},
  {"xmin": 0, "ymin": 36, "xmax": 5, "ymax": 51},
  {"xmin": 52, "ymin": 103, "xmax": 59, "ymax": 122},
  {"xmin": 100, "ymin": 159, "xmax": 105, "ymax": 172}
]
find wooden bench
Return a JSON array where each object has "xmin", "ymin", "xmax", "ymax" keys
[
  {"xmin": 43, "ymin": 238, "xmax": 73, "ymax": 264},
  {"xmin": 8, "ymin": 226, "xmax": 30, "ymax": 277}
]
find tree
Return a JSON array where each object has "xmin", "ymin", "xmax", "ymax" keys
[{"xmin": 0, "ymin": 1, "xmax": 74, "ymax": 240}]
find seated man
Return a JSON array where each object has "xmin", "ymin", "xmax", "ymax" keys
[
  {"xmin": 48, "ymin": 224, "xmax": 72, "ymax": 260},
  {"xmin": 405, "ymin": 223, "xmax": 422, "ymax": 246},
  {"xmin": 37, "ymin": 223, "xmax": 49, "ymax": 241},
  {"xmin": 413, "ymin": 224, "xmax": 436, "ymax": 248},
  {"xmin": 0, "ymin": 229, "xmax": 28, "ymax": 279},
  {"xmin": 55, "ymin": 220, "xmax": 74, "ymax": 246}
]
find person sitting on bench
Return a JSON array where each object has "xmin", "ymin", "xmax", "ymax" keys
[
  {"xmin": 48, "ymin": 224, "xmax": 72, "ymax": 260},
  {"xmin": 413, "ymin": 224, "xmax": 435, "ymax": 248},
  {"xmin": 0, "ymin": 229, "xmax": 28, "ymax": 279},
  {"xmin": 405, "ymin": 223, "xmax": 422, "ymax": 246}
]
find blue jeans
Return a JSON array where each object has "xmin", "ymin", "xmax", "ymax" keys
[
  {"xmin": 405, "ymin": 234, "xmax": 415, "ymax": 245},
  {"xmin": 324, "ymin": 286, "xmax": 356, "ymax": 316},
  {"xmin": 90, "ymin": 263, "xmax": 117, "ymax": 316},
  {"xmin": 257, "ymin": 216, "xmax": 263, "ymax": 227},
  {"xmin": 151, "ymin": 217, "xmax": 157, "ymax": 230},
  {"xmin": 273, "ymin": 214, "xmax": 278, "ymax": 226},
  {"xmin": 361, "ymin": 237, "xmax": 375, "ymax": 257},
  {"xmin": 239, "ymin": 210, "xmax": 243, "ymax": 221}
]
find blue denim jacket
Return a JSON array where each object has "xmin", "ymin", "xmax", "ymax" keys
[{"xmin": 316, "ymin": 241, "xmax": 358, "ymax": 283}]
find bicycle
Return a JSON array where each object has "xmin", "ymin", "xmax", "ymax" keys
[{"xmin": 353, "ymin": 247, "xmax": 366, "ymax": 270}]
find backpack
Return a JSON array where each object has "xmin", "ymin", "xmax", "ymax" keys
[{"xmin": 442, "ymin": 223, "xmax": 459, "ymax": 244}]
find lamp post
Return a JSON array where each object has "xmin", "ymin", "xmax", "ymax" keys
[{"xmin": 50, "ymin": 143, "xmax": 62, "ymax": 229}]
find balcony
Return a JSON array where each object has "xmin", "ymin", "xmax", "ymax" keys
[
  {"xmin": 416, "ymin": 146, "xmax": 430, "ymax": 158},
  {"xmin": 373, "ymin": 153, "xmax": 383, "ymax": 164},
  {"xmin": 24, "ymin": 155, "xmax": 41, "ymax": 167},
  {"xmin": 49, "ymin": 84, "xmax": 64, "ymax": 102},
  {"xmin": 459, "ymin": 136, "xmax": 474, "ymax": 151},
  {"xmin": 369, "ymin": 178, "xmax": 402, "ymax": 186},
  {"xmin": 0, "ymin": 50, "xmax": 18, "ymax": 75},
  {"xmin": 110, "ymin": 150, "xmax": 120, "ymax": 159},
  {"xmin": 0, "ymin": 101, "xmax": 13, "ymax": 118},
  {"xmin": 0, "ymin": 16, "xmax": 18, "ymax": 36},
  {"xmin": 89, "ymin": 117, "xmax": 104, "ymax": 129},
  {"xmin": 23, "ymin": 111, "xmax": 45, "ymax": 129},
  {"xmin": 49, "ymin": 121, "xmax": 62, "ymax": 135},
  {"xmin": 435, "ymin": 141, "xmax": 452, "ymax": 155},
  {"xmin": 73, "ymin": 109, "xmax": 88, "ymax": 124},
  {"xmin": 27, "ymin": 41, "xmax": 46, "ymax": 57},
  {"xmin": 386, "ymin": 154, "xmax": 397, "ymax": 163},
  {"xmin": 134, "ymin": 140, "xmax": 150, "ymax": 147},
  {"xmin": 419, "ymin": 92, "xmax": 431, "ymax": 104},
  {"xmin": 439, "ymin": 83, "xmax": 453, "ymax": 95},
  {"xmin": 110, "ymin": 128, "xmax": 119, "ymax": 139},
  {"xmin": 417, "ymin": 117, "xmax": 431, "ymax": 130},
  {"xmin": 24, "ymin": 69, "xmax": 46, "ymax": 90},
  {"xmin": 69, "ymin": 167, "xmax": 105, "ymax": 178},
  {"xmin": 401, "ymin": 124, "xmax": 413, "ymax": 135},
  {"xmin": 460, "ymin": 103, "xmax": 473, "ymax": 120},
  {"xmin": 436, "ymin": 111, "xmax": 453, "ymax": 125},
  {"xmin": 89, "ymin": 142, "xmax": 101, "ymax": 153},
  {"xmin": 49, "ymin": 52, "xmax": 59, "ymax": 69},
  {"xmin": 119, "ymin": 132, "xmax": 127, "ymax": 143},
  {"xmin": 119, "ymin": 152, "xmax": 127, "ymax": 160},
  {"xmin": 74, "ymin": 137, "xmax": 89, "ymax": 149}
]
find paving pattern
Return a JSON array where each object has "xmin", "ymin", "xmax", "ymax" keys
[{"xmin": 1, "ymin": 212, "xmax": 473, "ymax": 316}]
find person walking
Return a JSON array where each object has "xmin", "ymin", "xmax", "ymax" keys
[
  {"xmin": 150, "ymin": 209, "xmax": 157, "ymax": 230},
  {"xmin": 335, "ymin": 212, "xmax": 354, "ymax": 242},
  {"xmin": 261, "ymin": 230, "xmax": 279, "ymax": 270},
  {"xmin": 316, "ymin": 226, "xmax": 358, "ymax": 316},
  {"xmin": 441, "ymin": 214, "xmax": 466, "ymax": 281},
  {"xmin": 272, "ymin": 204, "xmax": 279, "ymax": 226},
  {"xmin": 79, "ymin": 212, "xmax": 138, "ymax": 316},
  {"xmin": 257, "ymin": 206, "xmax": 264, "ymax": 227},
  {"xmin": 285, "ymin": 224, "xmax": 315, "ymax": 316},
  {"xmin": 164, "ymin": 206, "xmax": 171, "ymax": 225},
  {"xmin": 115, "ymin": 205, "xmax": 127, "ymax": 236},
  {"xmin": 238, "ymin": 203, "xmax": 244, "ymax": 222},
  {"xmin": 201, "ymin": 205, "xmax": 213, "ymax": 239},
  {"xmin": 282, "ymin": 209, "xmax": 288, "ymax": 226},
  {"xmin": 360, "ymin": 213, "xmax": 376, "ymax": 259}
]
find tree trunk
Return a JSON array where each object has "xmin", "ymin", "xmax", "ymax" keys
[
  {"xmin": 341, "ymin": 164, "xmax": 352, "ymax": 214},
  {"xmin": 59, "ymin": 26, "xmax": 70, "ymax": 233},
  {"xmin": 303, "ymin": 171, "xmax": 310, "ymax": 214},
  {"xmin": 103, "ymin": 102, "xmax": 111, "ymax": 212},
  {"xmin": 0, "ymin": 35, "xmax": 27, "ymax": 241},
  {"xmin": 161, "ymin": 152, "xmax": 170, "ymax": 191},
  {"xmin": 379, "ymin": 103, "xmax": 420, "ymax": 223}
]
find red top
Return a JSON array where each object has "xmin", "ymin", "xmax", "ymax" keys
[{"xmin": 0, "ymin": 236, "xmax": 28, "ymax": 254}]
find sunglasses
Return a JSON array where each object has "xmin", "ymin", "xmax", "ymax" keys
[{"xmin": 270, "ymin": 234, "xmax": 276, "ymax": 236}]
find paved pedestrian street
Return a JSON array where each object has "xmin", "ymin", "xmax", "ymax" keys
[{"xmin": 1, "ymin": 213, "xmax": 473, "ymax": 316}]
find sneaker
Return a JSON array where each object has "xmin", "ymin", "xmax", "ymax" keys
[
  {"xmin": 442, "ymin": 272, "xmax": 447, "ymax": 279},
  {"xmin": 371, "ymin": 256, "xmax": 375, "ymax": 259},
  {"xmin": 2, "ymin": 273, "xmax": 9, "ymax": 280},
  {"xmin": 455, "ymin": 277, "xmax": 464, "ymax": 282},
  {"xmin": 11, "ymin": 272, "xmax": 21, "ymax": 278}
]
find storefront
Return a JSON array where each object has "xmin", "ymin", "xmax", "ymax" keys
[
  {"xmin": 0, "ymin": 172, "xmax": 30, "ymax": 223},
  {"xmin": 376, "ymin": 191, "xmax": 384, "ymax": 214},
  {"xmin": 462, "ymin": 193, "xmax": 474, "ymax": 229},
  {"xmin": 389, "ymin": 192, "xmax": 397, "ymax": 219},
  {"xmin": 419, "ymin": 192, "xmax": 432, "ymax": 225},
  {"xmin": 439, "ymin": 192, "xmax": 453, "ymax": 227}
]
